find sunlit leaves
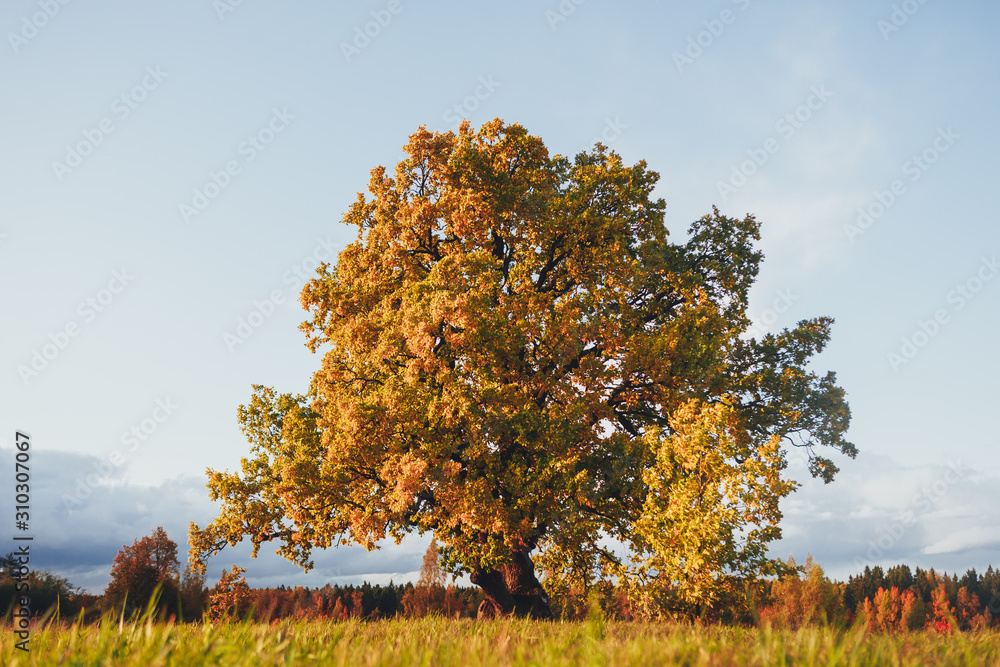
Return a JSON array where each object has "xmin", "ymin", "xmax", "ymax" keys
[
  {"xmin": 618, "ymin": 401, "xmax": 797, "ymax": 616},
  {"xmin": 190, "ymin": 120, "xmax": 854, "ymax": 615}
]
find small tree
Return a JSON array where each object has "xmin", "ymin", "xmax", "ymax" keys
[
  {"xmin": 330, "ymin": 596, "xmax": 349, "ymax": 620},
  {"xmin": 443, "ymin": 585, "xmax": 462, "ymax": 617},
  {"xmin": 859, "ymin": 586, "xmax": 925, "ymax": 632},
  {"xmin": 758, "ymin": 556, "xmax": 846, "ymax": 629},
  {"xmin": 925, "ymin": 584, "xmax": 957, "ymax": 634},
  {"xmin": 955, "ymin": 586, "xmax": 988, "ymax": 631},
  {"xmin": 179, "ymin": 563, "xmax": 209, "ymax": 621},
  {"xmin": 208, "ymin": 566, "xmax": 253, "ymax": 623},
  {"xmin": 419, "ymin": 538, "xmax": 446, "ymax": 589},
  {"xmin": 104, "ymin": 527, "xmax": 180, "ymax": 616},
  {"xmin": 402, "ymin": 538, "xmax": 447, "ymax": 617},
  {"xmin": 350, "ymin": 590, "xmax": 365, "ymax": 618},
  {"xmin": 0, "ymin": 552, "xmax": 20, "ymax": 577}
]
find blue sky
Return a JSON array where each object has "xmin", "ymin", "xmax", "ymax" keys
[{"xmin": 1, "ymin": 0, "xmax": 998, "ymax": 593}]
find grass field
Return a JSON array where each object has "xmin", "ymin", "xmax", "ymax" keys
[{"xmin": 4, "ymin": 614, "xmax": 1000, "ymax": 666}]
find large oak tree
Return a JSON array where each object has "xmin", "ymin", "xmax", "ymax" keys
[{"xmin": 189, "ymin": 119, "xmax": 855, "ymax": 618}]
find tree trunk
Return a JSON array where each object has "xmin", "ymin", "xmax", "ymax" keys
[{"xmin": 469, "ymin": 543, "xmax": 552, "ymax": 619}]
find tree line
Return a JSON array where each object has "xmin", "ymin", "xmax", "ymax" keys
[{"xmin": 3, "ymin": 528, "xmax": 999, "ymax": 633}]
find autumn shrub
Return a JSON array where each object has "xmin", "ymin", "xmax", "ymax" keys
[
  {"xmin": 758, "ymin": 556, "xmax": 846, "ymax": 629},
  {"xmin": 923, "ymin": 583, "xmax": 958, "ymax": 633},
  {"xmin": 443, "ymin": 584, "xmax": 464, "ymax": 617},
  {"xmin": 859, "ymin": 586, "xmax": 925, "ymax": 632},
  {"xmin": 921, "ymin": 583, "xmax": 991, "ymax": 632},
  {"xmin": 401, "ymin": 583, "xmax": 446, "ymax": 617},
  {"xmin": 538, "ymin": 574, "xmax": 587, "ymax": 621}
]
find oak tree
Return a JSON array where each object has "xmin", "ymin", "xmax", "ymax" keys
[{"xmin": 189, "ymin": 119, "xmax": 855, "ymax": 618}]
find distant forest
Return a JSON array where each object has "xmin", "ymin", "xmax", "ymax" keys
[{"xmin": 3, "ymin": 549, "xmax": 999, "ymax": 631}]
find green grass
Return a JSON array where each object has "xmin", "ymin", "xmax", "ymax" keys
[{"xmin": 4, "ymin": 614, "xmax": 1000, "ymax": 666}]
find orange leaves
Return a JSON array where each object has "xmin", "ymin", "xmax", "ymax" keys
[
  {"xmin": 853, "ymin": 582, "xmax": 987, "ymax": 634},
  {"xmin": 105, "ymin": 527, "xmax": 181, "ymax": 613},
  {"xmin": 758, "ymin": 557, "xmax": 846, "ymax": 630},
  {"xmin": 860, "ymin": 586, "xmax": 923, "ymax": 632},
  {"xmin": 193, "ymin": 119, "xmax": 852, "ymax": 613},
  {"xmin": 208, "ymin": 566, "xmax": 252, "ymax": 623},
  {"xmin": 381, "ymin": 452, "xmax": 429, "ymax": 514},
  {"xmin": 920, "ymin": 583, "xmax": 989, "ymax": 633}
]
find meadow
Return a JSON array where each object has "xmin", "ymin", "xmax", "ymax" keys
[{"xmin": 4, "ymin": 614, "xmax": 1000, "ymax": 666}]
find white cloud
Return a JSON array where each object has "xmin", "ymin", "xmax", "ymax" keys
[
  {"xmin": 923, "ymin": 528, "xmax": 1000, "ymax": 556},
  {"xmin": 773, "ymin": 451, "xmax": 1000, "ymax": 580}
]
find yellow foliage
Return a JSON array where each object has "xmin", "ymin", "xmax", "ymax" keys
[
  {"xmin": 622, "ymin": 401, "xmax": 797, "ymax": 618},
  {"xmin": 187, "ymin": 120, "xmax": 855, "ymax": 618},
  {"xmin": 759, "ymin": 556, "xmax": 847, "ymax": 630}
]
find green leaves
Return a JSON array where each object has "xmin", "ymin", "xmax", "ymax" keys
[{"xmin": 191, "ymin": 120, "xmax": 854, "ymax": 616}]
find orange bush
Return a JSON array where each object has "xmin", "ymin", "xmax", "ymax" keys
[
  {"xmin": 860, "ymin": 586, "xmax": 924, "ymax": 632},
  {"xmin": 758, "ymin": 557, "xmax": 846, "ymax": 629},
  {"xmin": 925, "ymin": 584, "xmax": 956, "ymax": 633}
]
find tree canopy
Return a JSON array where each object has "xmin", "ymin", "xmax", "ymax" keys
[
  {"xmin": 106, "ymin": 526, "xmax": 180, "ymax": 614},
  {"xmin": 190, "ymin": 119, "xmax": 855, "ymax": 618}
]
